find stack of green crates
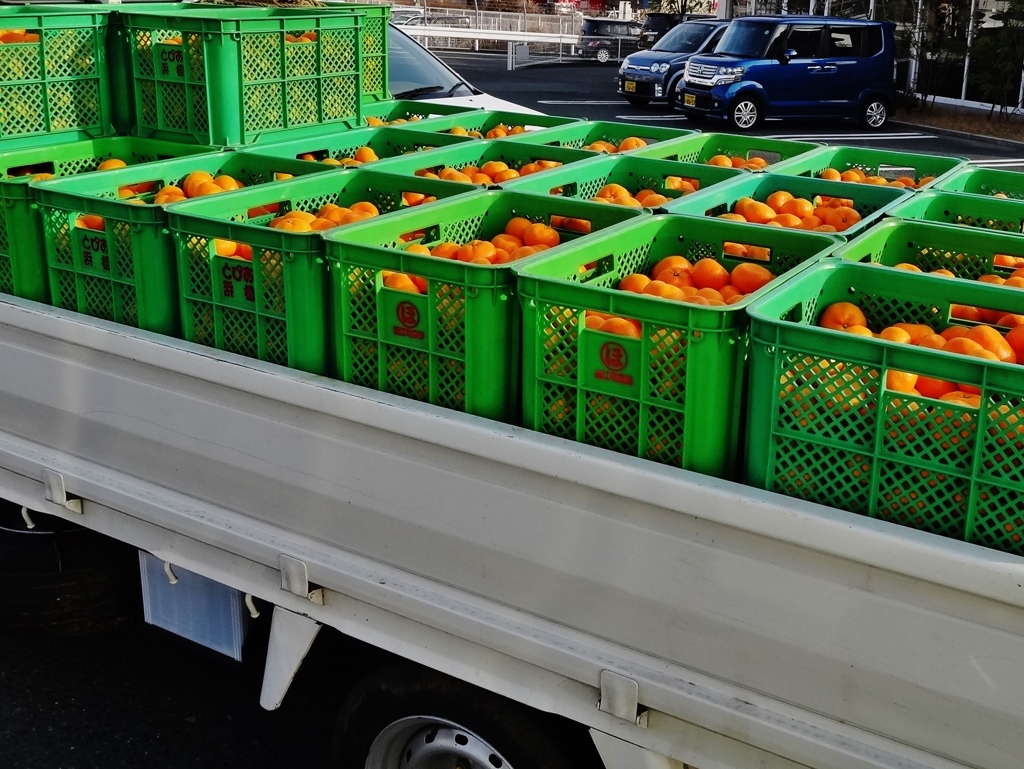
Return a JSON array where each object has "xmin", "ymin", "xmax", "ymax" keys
[
  {"xmin": 324, "ymin": 190, "xmax": 646, "ymax": 421},
  {"xmin": 745, "ymin": 260, "xmax": 1024, "ymax": 556},
  {"xmin": 514, "ymin": 215, "xmax": 841, "ymax": 478},
  {"xmin": 166, "ymin": 167, "xmax": 480, "ymax": 375},
  {"xmin": 0, "ymin": 6, "xmax": 116, "ymax": 148},
  {"xmin": 0, "ymin": 136, "xmax": 212, "ymax": 303},
  {"xmin": 121, "ymin": 5, "xmax": 389, "ymax": 146},
  {"xmin": 34, "ymin": 151, "xmax": 327, "ymax": 335}
]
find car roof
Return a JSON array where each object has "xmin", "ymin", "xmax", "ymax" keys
[{"xmin": 736, "ymin": 15, "xmax": 885, "ymax": 25}]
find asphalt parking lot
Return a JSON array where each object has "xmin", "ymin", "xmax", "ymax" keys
[
  {"xmin": 3, "ymin": 49, "xmax": 1023, "ymax": 769},
  {"xmin": 437, "ymin": 50, "xmax": 1024, "ymax": 168}
]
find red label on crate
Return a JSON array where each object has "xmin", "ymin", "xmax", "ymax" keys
[
  {"xmin": 600, "ymin": 342, "xmax": 628, "ymax": 372},
  {"xmin": 596, "ymin": 342, "xmax": 633, "ymax": 385},
  {"xmin": 394, "ymin": 301, "xmax": 424, "ymax": 339},
  {"xmin": 396, "ymin": 301, "xmax": 420, "ymax": 329}
]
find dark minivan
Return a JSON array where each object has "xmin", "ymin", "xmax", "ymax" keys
[
  {"xmin": 618, "ymin": 18, "xmax": 729, "ymax": 107},
  {"xmin": 676, "ymin": 17, "xmax": 896, "ymax": 130}
]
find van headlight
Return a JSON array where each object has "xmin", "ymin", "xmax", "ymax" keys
[
  {"xmin": 717, "ymin": 66, "xmax": 744, "ymax": 84},
  {"xmin": 653, "ymin": 63, "xmax": 670, "ymax": 74}
]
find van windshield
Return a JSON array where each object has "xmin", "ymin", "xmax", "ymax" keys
[
  {"xmin": 715, "ymin": 20, "xmax": 779, "ymax": 58},
  {"xmin": 653, "ymin": 23, "xmax": 712, "ymax": 53}
]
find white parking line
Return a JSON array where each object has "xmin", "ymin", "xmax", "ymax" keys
[
  {"xmin": 538, "ymin": 100, "xmax": 627, "ymax": 105},
  {"xmin": 766, "ymin": 132, "xmax": 935, "ymax": 141},
  {"xmin": 613, "ymin": 114, "xmax": 690, "ymax": 121},
  {"xmin": 971, "ymin": 158, "xmax": 1024, "ymax": 168}
]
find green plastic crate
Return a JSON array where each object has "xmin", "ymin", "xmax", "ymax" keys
[
  {"xmin": 770, "ymin": 145, "xmax": 967, "ymax": 190},
  {"xmin": 664, "ymin": 172, "xmax": 912, "ymax": 238},
  {"xmin": 500, "ymin": 119, "xmax": 696, "ymax": 153},
  {"xmin": 935, "ymin": 165, "xmax": 1024, "ymax": 201},
  {"xmin": 887, "ymin": 190, "xmax": 1024, "ymax": 234},
  {"xmin": 389, "ymin": 109, "xmax": 579, "ymax": 139},
  {"xmin": 325, "ymin": 190, "xmax": 646, "ymax": 421},
  {"xmin": 627, "ymin": 132, "xmax": 821, "ymax": 170},
  {"xmin": 500, "ymin": 153, "xmax": 744, "ymax": 205},
  {"xmin": 0, "ymin": 6, "xmax": 115, "ymax": 149},
  {"xmin": 106, "ymin": 4, "xmax": 189, "ymax": 135},
  {"xmin": 240, "ymin": 125, "xmax": 473, "ymax": 167},
  {"xmin": 123, "ymin": 5, "xmax": 389, "ymax": 146},
  {"xmin": 368, "ymin": 139, "xmax": 597, "ymax": 182},
  {"xmin": 835, "ymin": 219, "xmax": 1024, "ymax": 282},
  {"xmin": 166, "ymin": 168, "xmax": 480, "ymax": 374},
  {"xmin": 514, "ymin": 215, "xmax": 841, "ymax": 478},
  {"xmin": 34, "ymin": 150, "xmax": 325, "ymax": 336},
  {"xmin": 361, "ymin": 98, "xmax": 478, "ymax": 127},
  {"xmin": 0, "ymin": 135, "xmax": 212, "ymax": 304},
  {"xmin": 746, "ymin": 260, "xmax": 1024, "ymax": 556}
]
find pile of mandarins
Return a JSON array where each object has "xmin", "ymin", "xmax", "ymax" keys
[
  {"xmin": 588, "ymin": 179, "xmax": 697, "ymax": 209},
  {"xmin": 414, "ymin": 159, "xmax": 562, "ymax": 185},
  {"xmin": 591, "ymin": 255, "xmax": 776, "ymax": 337},
  {"xmin": 818, "ymin": 166, "xmax": 934, "ymax": 189},
  {"xmin": 583, "ymin": 136, "xmax": 648, "ymax": 153},
  {"xmin": 384, "ymin": 217, "xmax": 569, "ymax": 293},
  {"xmin": 448, "ymin": 123, "xmax": 527, "ymax": 139},
  {"xmin": 718, "ymin": 190, "xmax": 860, "ymax": 233},
  {"xmin": 299, "ymin": 146, "xmax": 380, "ymax": 167},
  {"xmin": 818, "ymin": 300, "xmax": 1024, "ymax": 406},
  {"xmin": 705, "ymin": 154, "xmax": 770, "ymax": 172}
]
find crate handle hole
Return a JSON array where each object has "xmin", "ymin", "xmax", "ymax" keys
[{"xmin": 7, "ymin": 161, "xmax": 55, "ymax": 178}]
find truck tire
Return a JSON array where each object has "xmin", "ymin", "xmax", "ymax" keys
[
  {"xmin": 596, "ymin": 48, "xmax": 610, "ymax": 63},
  {"xmin": 0, "ymin": 502, "xmax": 140, "ymax": 636},
  {"xmin": 333, "ymin": 663, "xmax": 601, "ymax": 769}
]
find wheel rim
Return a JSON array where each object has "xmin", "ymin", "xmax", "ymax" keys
[
  {"xmin": 366, "ymin": 716, "xmax": 515, "ymax": 769},
  {"xmin": 596, "ymin": 48, "xmax": 609, "ymax": 62},
  {"xmin": 865, "ymin": 101, "xmax": 886, "ymax": 128},
  {"xmin": 733, "ymin": 100, "xmax": 758, "ymax": 129}
]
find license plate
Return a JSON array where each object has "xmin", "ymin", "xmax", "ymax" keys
[
  {"xmin": 624, "ymin": 81, "xmax": 636, "ymax": 93},
  {"xmin": 684, "ymin": 93, "xmax": 696, "ymax": 107}
]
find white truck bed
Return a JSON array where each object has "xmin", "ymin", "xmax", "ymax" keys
[{"xmin": 0, "ymin": 295, "xmax": 1021, "ymax": 769}]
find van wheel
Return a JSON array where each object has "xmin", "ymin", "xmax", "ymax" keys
[
  {"xmin": 333, "ymin": 664, "xmax": 600, "ymax": 769},
  {"xmin": 596, "ymin": 48, "xmax": 610, "ymax": 63},
  {"xmin": 862, "ymin": 98, "xmax": 889, "ymax": 129},
  {"xmin": 729, "ymin": 98, "xmax": 761, "ymax": 130}
]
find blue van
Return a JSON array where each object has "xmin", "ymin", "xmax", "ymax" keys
[
  {"xmin": 617, "ymin": 18, "xmax": 730, "ymax": 108},
  {"xmin": 675, "ymin": 17, "xmax": 896, "ymax": 130}
]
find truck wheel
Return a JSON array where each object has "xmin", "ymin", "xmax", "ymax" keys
[
  {"xmin": 596, "ymin": 48, "xmax": 610, "ymax": 63},
  {"xmin": 729, "ymin": 97, "xmax": 761, "ymax": 130},
  {"xmin": 0, "ymin": 502, "xmax": 139, "ymax": 635},
  {"xmin": 861, "ymin": 98, "xmax": 889, "ymax": 129},
  {"xmin": 333, "ymin": 664, "xmax": 600, "ymax": 769}
]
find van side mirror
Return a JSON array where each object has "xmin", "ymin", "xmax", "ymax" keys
[{"xmin": 780, "ymin": 48, "xmax": 798, "ymax": 62}]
